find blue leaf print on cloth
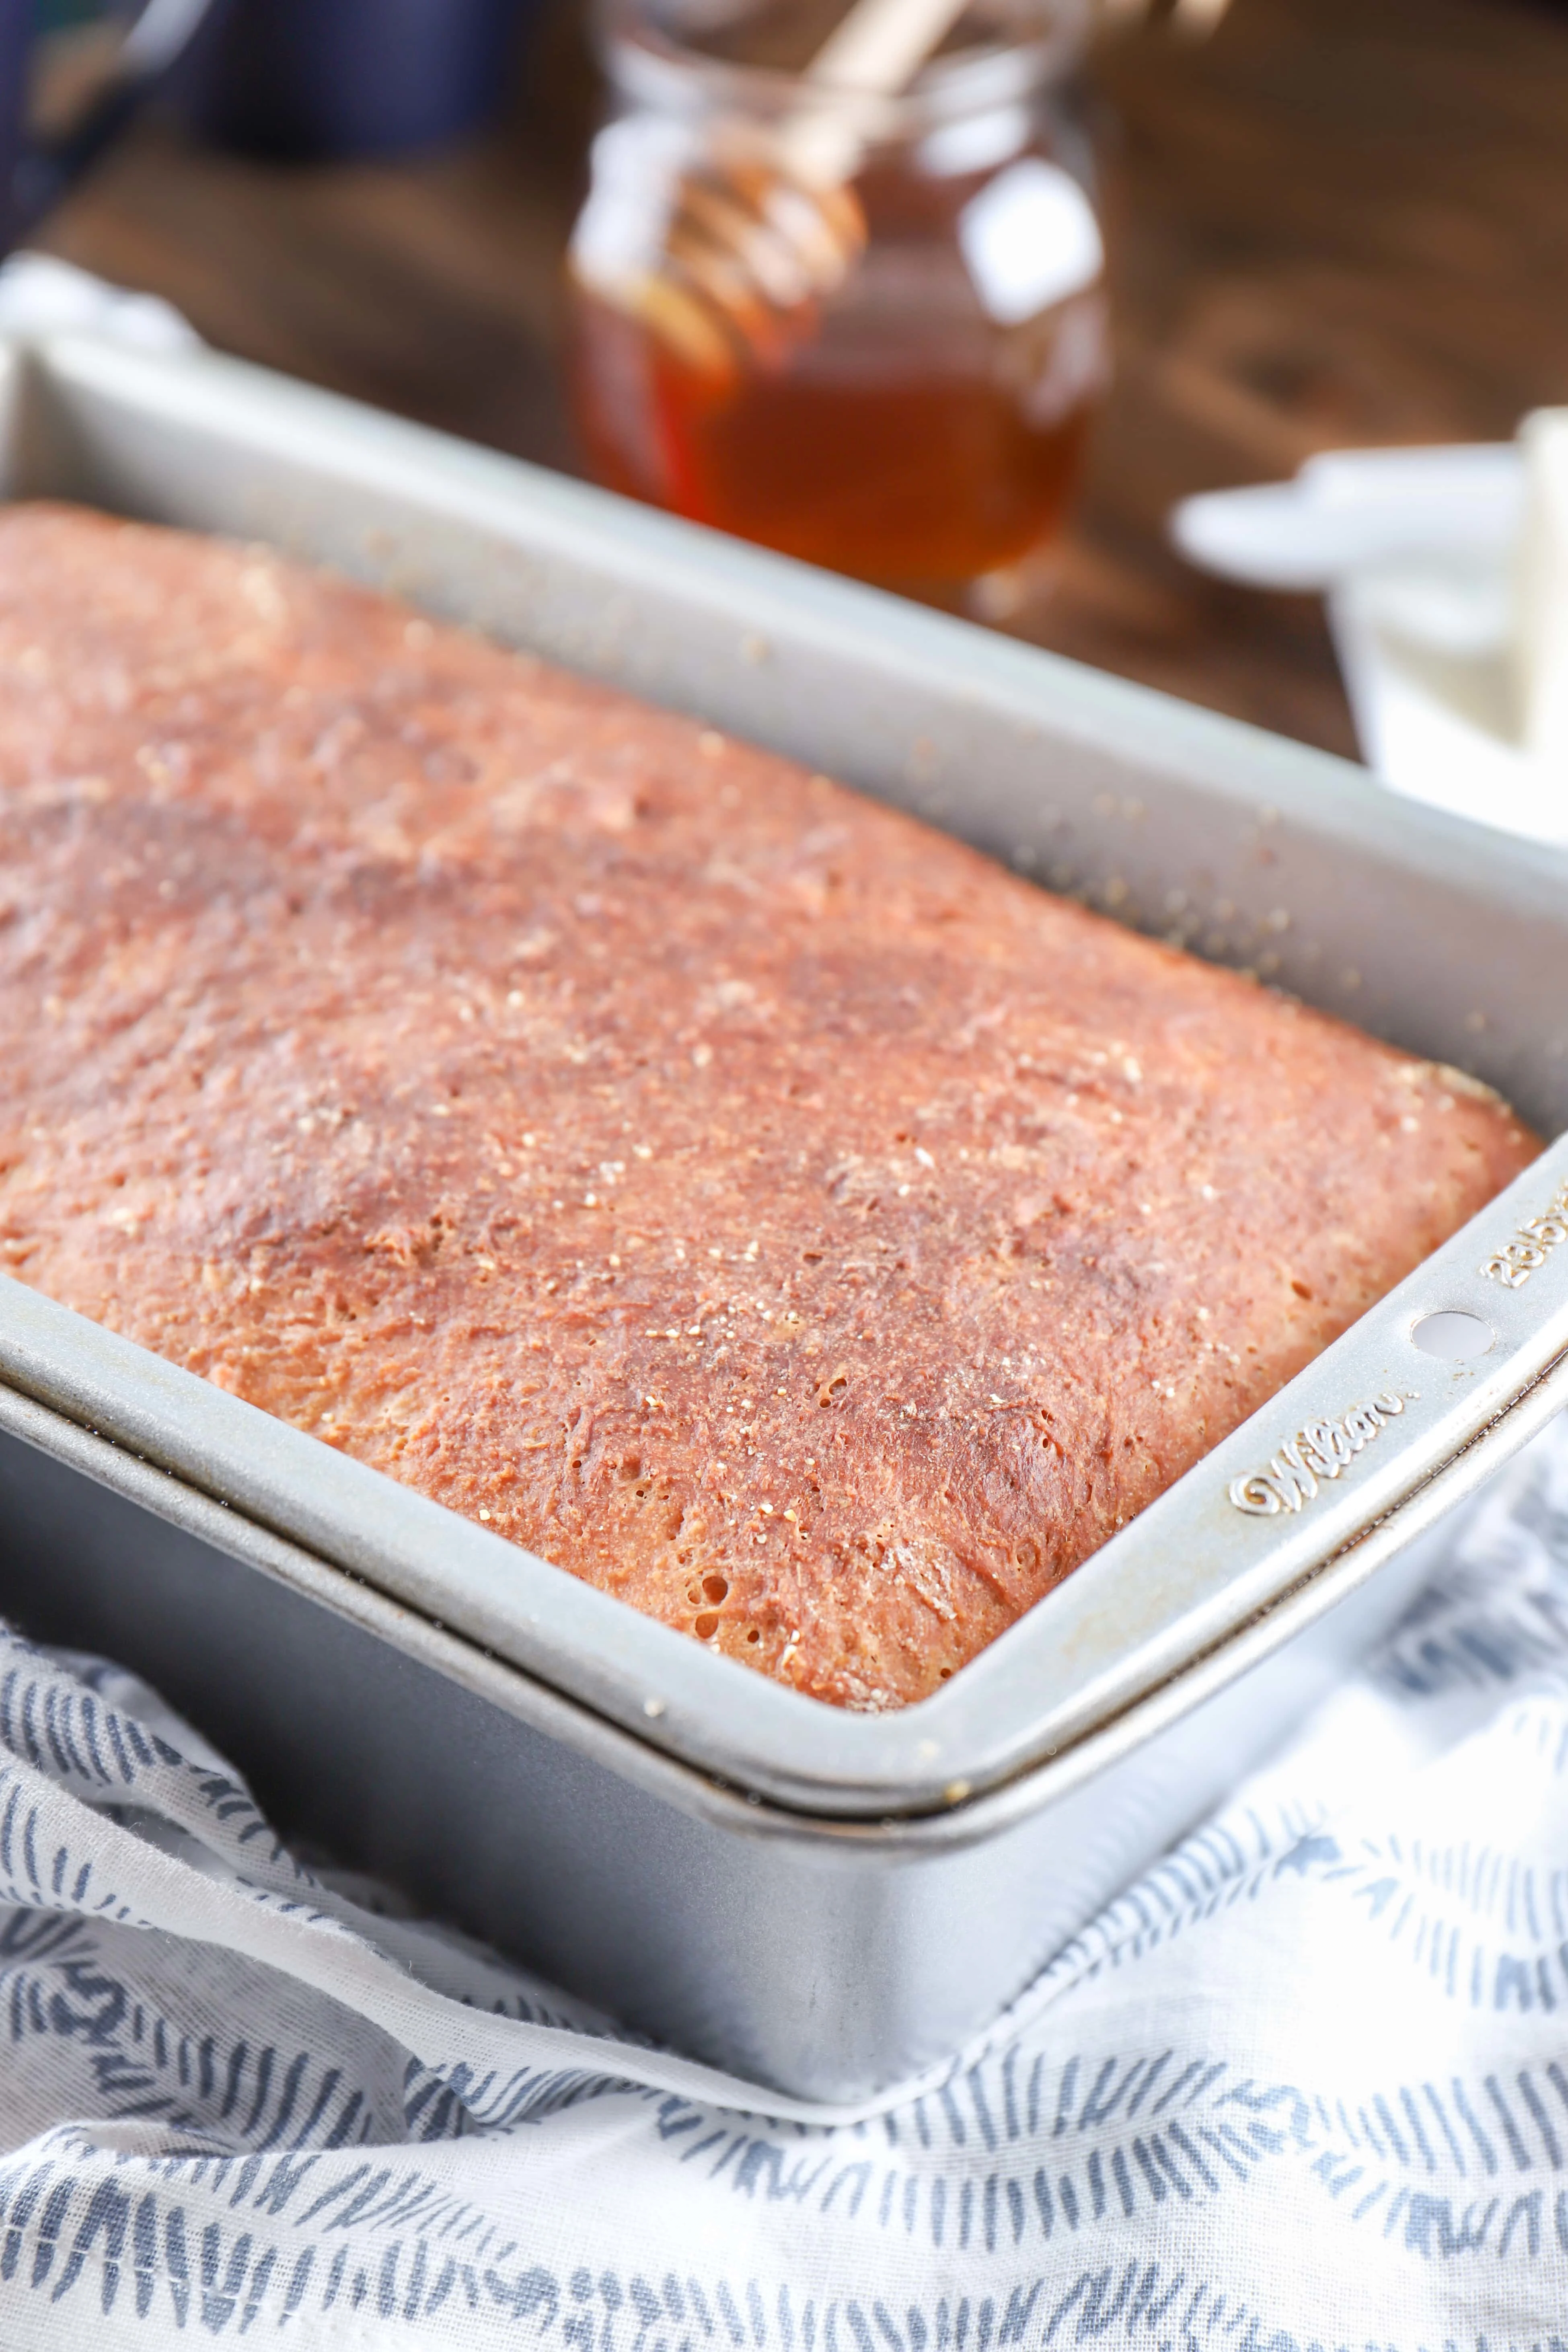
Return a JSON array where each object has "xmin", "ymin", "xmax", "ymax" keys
[{"xmin": 6, "ymin": 1422, "xmax": 1568, "ymax": 2343}]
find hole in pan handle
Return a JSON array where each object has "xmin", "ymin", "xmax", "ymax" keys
[{"xmin": 1410, "ymin": 1310, "xmax": 1496, "ymax": 1362}]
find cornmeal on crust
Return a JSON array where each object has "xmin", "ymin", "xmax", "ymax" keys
[{"xmin": 0, "ymin": 504, "xmax": 1539, "ymax": 1708}]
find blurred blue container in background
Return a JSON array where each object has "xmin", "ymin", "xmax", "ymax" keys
[{"xmin": 176, "ymin": 0, "xmax": 534, "ymax": 160}]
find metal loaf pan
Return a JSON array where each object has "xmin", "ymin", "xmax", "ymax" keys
[{"xmin": 2, "ymin": 332, "xmax": 1568, "ymax": 2106}]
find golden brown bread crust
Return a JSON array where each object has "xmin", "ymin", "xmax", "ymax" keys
[{"xmin": 0, "ymin": 505, "xmax": 1539, "ymax": 1708}]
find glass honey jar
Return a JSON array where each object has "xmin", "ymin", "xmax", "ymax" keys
[{"xmin": 567, "ymin": 0, "xmax": 1108, "ymax": 603}]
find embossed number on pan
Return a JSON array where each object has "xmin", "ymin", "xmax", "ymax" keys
[{"xmin": 1481, "ymin": 1179, "xmax": 1568, "ymax": 1290}]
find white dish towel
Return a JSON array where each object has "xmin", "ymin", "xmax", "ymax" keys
[{"xmin": 4, "ymin": 1416, "xmax": 1568, "ymax": 2345}]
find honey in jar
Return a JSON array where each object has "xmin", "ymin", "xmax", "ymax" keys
[{"xmin": 567, "ymin": 0, "xmax": 1108, "ymax": 600}]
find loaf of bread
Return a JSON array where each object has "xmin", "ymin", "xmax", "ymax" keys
[{"xmin": 0, "ymin": 506, "xmax": 1537, "ymax": 1708}]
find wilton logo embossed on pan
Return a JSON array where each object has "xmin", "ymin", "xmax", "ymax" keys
[{"xmin": 1226, "ymin": 1393, "xmax": 1411, "ymax": 1517}]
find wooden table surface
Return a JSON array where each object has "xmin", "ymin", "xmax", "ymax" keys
[{"xmin": 36, "ymin": 0, "xmax": 1568, "ymax": 762}]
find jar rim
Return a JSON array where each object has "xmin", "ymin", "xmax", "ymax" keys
[{"xmin": 596, "ymin": 0, "xmax": 1090, "ymax": 129}]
